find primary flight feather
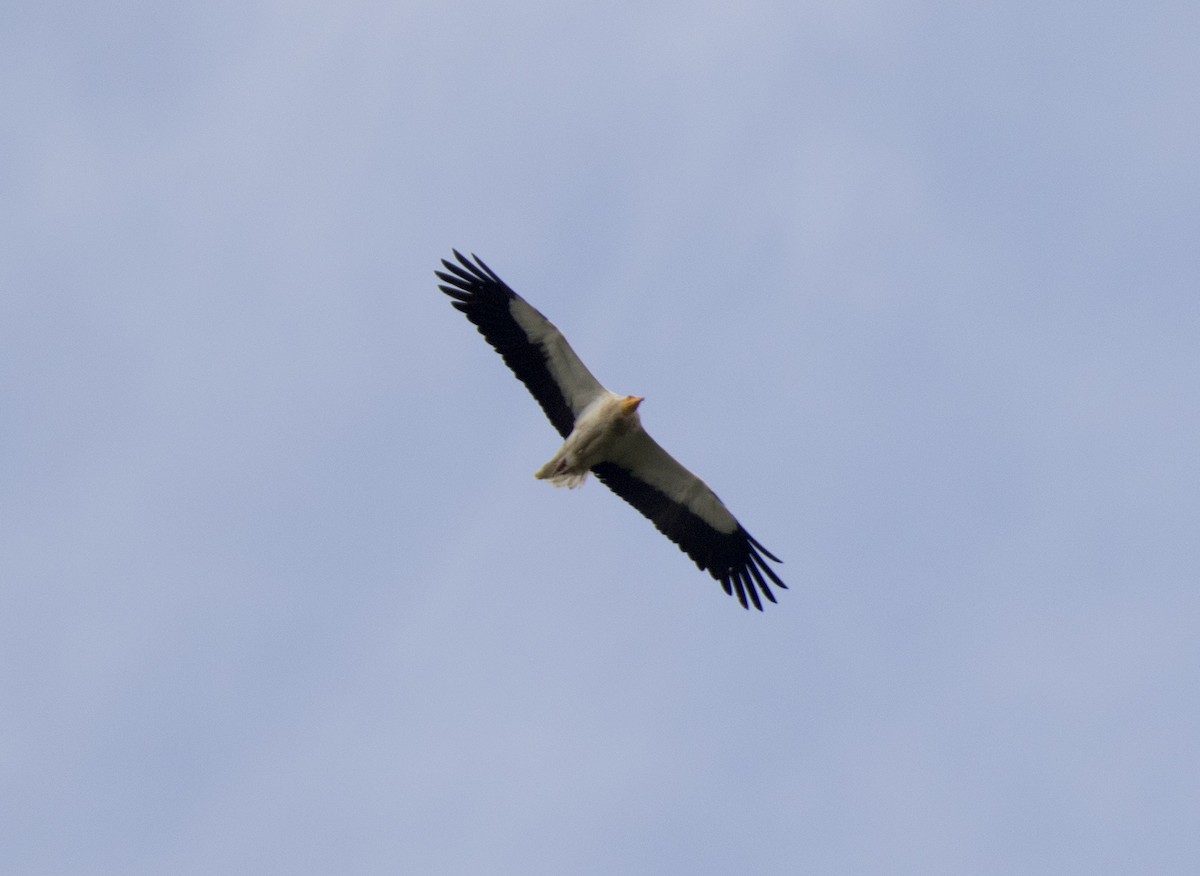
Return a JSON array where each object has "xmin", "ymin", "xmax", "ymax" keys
[{"xmin": 435, "ymin": 250, "xmax": 787, "ymax": 610}]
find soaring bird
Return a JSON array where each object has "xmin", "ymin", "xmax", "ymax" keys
[{"xmin": 435, "ymin": 251, "xmax": 787, "ymax": 610}]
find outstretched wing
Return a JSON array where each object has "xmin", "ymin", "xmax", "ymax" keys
[
  {"xmin": 436, "ymin": 250, "xmax": 607, "ymax": 438},
  {"xmin": 593, "ymin": 430, "xmax": 786, "ymax": 610}
]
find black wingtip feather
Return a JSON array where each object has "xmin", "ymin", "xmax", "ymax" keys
[
  {"xmin": 728, "ymin": 573, "xmax": 749, "ymax": 610},
  {"xmin": 744, "ymin": 572, "xmax": 764, "ymax": 611}
]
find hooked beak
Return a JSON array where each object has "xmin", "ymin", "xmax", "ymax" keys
[{"xmin": 621, "ymin": 395, "xmax": 644, "ymax": 413}]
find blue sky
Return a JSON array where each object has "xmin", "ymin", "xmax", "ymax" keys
[{"xmin": 3, "ymin": 2, "xmax": 1198, "ymax": 873}]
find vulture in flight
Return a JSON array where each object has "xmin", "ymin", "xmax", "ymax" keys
[{"xmin": 435, "ymin": 251, "xmax": 787, "ymax": 610}]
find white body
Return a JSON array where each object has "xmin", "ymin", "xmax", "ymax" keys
[{"xmin": 534, "ymin": 393, "xmax": 642, "ymax": 488}]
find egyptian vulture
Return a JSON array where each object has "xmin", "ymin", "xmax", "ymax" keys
[{"xmin": 436, "ymin": 251, "xmax": 787, "ymax": 610}]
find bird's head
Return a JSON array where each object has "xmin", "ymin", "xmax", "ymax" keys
[{"xmin": 620, "ymin": 395, "xmax": 644, "ymax": 416}]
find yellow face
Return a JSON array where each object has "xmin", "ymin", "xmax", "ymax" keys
[{"xmin": 620, "ymin": 395, "xmax": 644, "ymax": 414}]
